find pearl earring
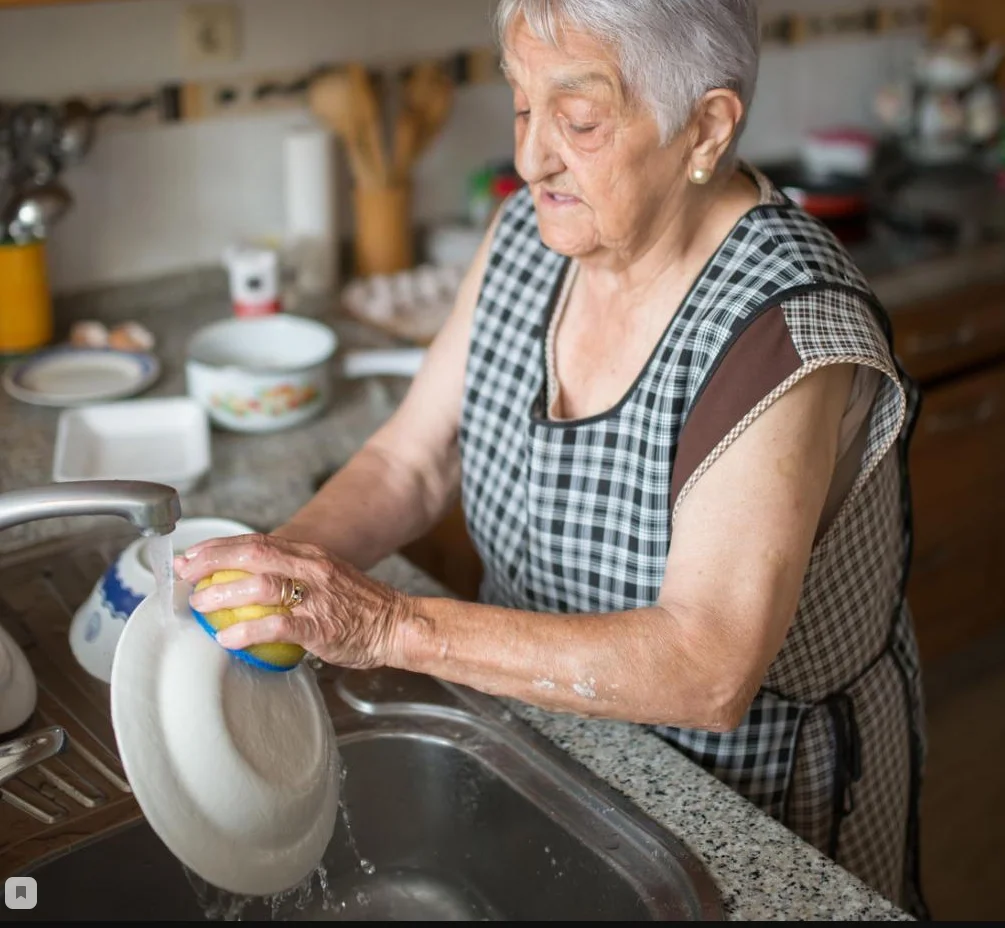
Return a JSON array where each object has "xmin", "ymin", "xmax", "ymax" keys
[{"xmin": 690, "ymin": 166, "xmax": 711, "ymax": 185}]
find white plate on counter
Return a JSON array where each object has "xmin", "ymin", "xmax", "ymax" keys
[{"xmin": 2, "ymin": 347, "xmax": 160, "ymax": 407}]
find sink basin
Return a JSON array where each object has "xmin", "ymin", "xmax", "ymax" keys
[{"xmin": 0, "ymin": 532, "xmax": 723, "ymax": 921}]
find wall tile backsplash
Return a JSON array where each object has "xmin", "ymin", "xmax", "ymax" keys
[{"xmin": 0, "ymin": 0, "xmax": 929, "ymax": 293}]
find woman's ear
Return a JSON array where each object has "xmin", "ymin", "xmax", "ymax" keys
[{"xmin": 688, "ymin": 89, "xmax": 745, "ymax": 178}]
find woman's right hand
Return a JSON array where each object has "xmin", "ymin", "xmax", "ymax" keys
[{"xmin": 174, "ymin": 533, "xmax": 414, "ymax": 669}]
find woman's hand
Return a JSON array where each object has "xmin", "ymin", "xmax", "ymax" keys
[{"xmin": 172, "ymin": 533, "xmax": 413, "ymax": 669}]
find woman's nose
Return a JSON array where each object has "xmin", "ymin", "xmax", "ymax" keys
[{"xmin": 516, "ymin": 115, "xmax": 564, "ymax": 184}]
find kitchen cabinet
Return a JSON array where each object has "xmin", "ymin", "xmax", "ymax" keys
[
  {"xmin": 895, "ymin": 276, "xmax": 1005, "ymax": 663},
  {"xmin": 401, "ymin": 501, "xmax": 482, "ymax": 603}
]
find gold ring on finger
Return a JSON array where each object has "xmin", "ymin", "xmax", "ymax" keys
[{"xmin": 280, "ymin": 576, "xmax": 306, "ymax": 609}]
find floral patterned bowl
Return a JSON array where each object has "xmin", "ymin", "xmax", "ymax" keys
[{"xmin": 186, "ymin": 315, "xmax": 337, "ymax": 433}]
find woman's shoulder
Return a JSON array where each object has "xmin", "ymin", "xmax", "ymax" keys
[{"xmin": 732, "ymin": 162, "xmax": 874, "ymax": 297}]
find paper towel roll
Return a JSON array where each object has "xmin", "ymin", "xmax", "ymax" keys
[{"xmin": 283, "ymin": 126, "xmax": 338, "ymax": 295}]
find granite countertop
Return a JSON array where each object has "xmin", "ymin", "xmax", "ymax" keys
[{"xmin": 0, "ymin": 278, "xmax": 916, "ymax": 920}]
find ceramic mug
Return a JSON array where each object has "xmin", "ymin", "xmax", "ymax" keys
[{"xmin": 69, "ymin": 517, "xmax": 255, "ymax": 683}]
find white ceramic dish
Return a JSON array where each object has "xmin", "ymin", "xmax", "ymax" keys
[
  {"xmin": 186, "ymin": 315, "xmax": 337, "ymax": 433},
  {"xmin": 69, "ymin": 517, "xmax": 255, "ymax": 684},
  {"xmin": 53, "ymin": 397, "xmax": 211, "ymax": 492},
  {"xmin": 111, "ymin": 581, "xmax": 340, "ymax": 896},
  {"xmin": 2, "ymin": 347, "xmax": 160, "ymax": 407},
  {"xmin": 0, "ymin": 622, "xmax": 37, "ymax": 734}
]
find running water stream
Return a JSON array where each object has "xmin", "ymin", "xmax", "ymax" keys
[{"xmin": 145, "ymin": 532, "xmax": 175, "ymax": 625}]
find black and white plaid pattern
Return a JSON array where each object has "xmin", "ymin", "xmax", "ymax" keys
[{"xmin": 459, "ymin": 178, "xmax": 923, "ymax": 907}]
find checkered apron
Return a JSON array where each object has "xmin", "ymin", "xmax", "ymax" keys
[{"xmin": 459, "ymin": 185, "xmax": 925, "ymax": 912}]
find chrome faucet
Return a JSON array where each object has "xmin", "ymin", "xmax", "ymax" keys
[
  {"xmin": 0, "ymin": 479, "xmax": 181, "ymax": 535},
  {"xmin": 0, "ymin": 727, "xmax": 67, "ymax": 789},
  {"xmin": 0, "ymin": 480, "xmax": 180, "ymax": 784}
]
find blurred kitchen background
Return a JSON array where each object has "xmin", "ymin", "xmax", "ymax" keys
[{"xmin": 1, "ymin": 0, "xmax": 1003, "ymax": 921}]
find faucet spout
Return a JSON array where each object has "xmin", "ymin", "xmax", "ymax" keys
[
  {"xmin": 0, "ymin": 726, "xmax": 67, "ymax": 788},
  {"xmin": 0, "ymin": 480, "xmax": 181, "ymax": 535}
]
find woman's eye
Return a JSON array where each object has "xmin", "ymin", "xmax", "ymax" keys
[
  {"xmin": 515, "ymin": 109, "xmax": 530, "ymax": 121},
  {"xmin": 568, "ymin": 123, "xmax": 597, "ymax": 135}
]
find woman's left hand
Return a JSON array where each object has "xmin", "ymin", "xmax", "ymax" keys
[{"xmin": 172, "ymin": 533, "xmax": 412, "ymax": 669}]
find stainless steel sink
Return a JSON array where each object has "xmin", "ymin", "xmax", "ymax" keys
[{"xmin": 0, "ymin": 531, "xmax": 723, "ymax": 921}]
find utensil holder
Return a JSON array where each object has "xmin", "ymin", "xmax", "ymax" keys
[
  {"xmin": 0, "ymin": 241, "xmax": 53, "ymax": 355},
  {"xmin": 353, "ymin": 183, "xmax": 414, "ymax": 276}
]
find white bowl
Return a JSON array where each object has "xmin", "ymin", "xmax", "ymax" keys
[
  {"xmin": 69, "ymin": 517, "xmax": 254, "ymax": 684},
  {"xmin": 0, "ymin": 623, "xmax": 37, "ymax": 734},
  {"xmin": 53, "ymin": 397, "xmax": 211, "ymax": 493},
  {"xmin": 186, "ymin": 315, "xmax": 337, "ymax": 433},
  {"xmin": 111, "ymin": 581, "xmax": 339, "ymax": 896}
]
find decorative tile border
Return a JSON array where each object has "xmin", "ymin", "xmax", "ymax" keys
[
  {"xmin": 763, "ymin": 2, "xmax": 930, "ymax": 45},
  {"xmin": 3, "ymin": 3, "xmax": 931, "ymax": 132}
]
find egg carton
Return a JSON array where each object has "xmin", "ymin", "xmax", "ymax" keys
[{"xmin": 341, "ymin": 264, "xmax": 464, "ymax": 343}]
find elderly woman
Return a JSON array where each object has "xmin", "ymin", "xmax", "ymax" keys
[{"xmin": 175, "ymin": 0, "xmax": 926, "ymax": 913}]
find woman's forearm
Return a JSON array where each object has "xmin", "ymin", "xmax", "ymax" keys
[
  {"xmin": 390, "ymin": 596, "xmax": 752, "ymax": 730},
  {"xmin": 274, "ymin": 443, "xmax": 456, "ymax": 572}
]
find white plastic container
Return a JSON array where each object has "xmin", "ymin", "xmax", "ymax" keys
[
  {"xmin": 800, "ymin": 128, "xmax": 877, "ymax": 179},
  {"xmin": 222, "ymin": 244, "xmax": 282, "ymax": 317},
  {"xmin": 53, "ymin": 397, "xmax": 211, "ymax": 492}
]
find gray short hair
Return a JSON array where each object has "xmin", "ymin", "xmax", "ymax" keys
[{"xmin": 495, "ymin": 0, "xmax": 760, "ymax": 153}]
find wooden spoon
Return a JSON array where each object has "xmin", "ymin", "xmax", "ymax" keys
[
  {"xmin": 346, "ymin": 63, "xmax": 389, "ymax": 188},
  {"xmin": 392, "ymin": 105, "xmax": 423, "ymax": 184},
  {"xmin": 307, "ymin": 70, "xmax": 375, "ymax": 187},
  {"xmin": 404, "ymin": 62, "xmax": 455, "ymax": 157}
]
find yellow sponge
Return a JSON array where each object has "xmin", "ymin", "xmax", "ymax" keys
[{"xmin": 193, "ymin": 570, "xmax": 306, "ymax": 671}]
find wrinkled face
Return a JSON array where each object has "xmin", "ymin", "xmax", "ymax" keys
[{"xmin": 503, "ymin": 18, "xmax": 688, "ymax": 260}]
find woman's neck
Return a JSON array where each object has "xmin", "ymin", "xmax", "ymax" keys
[{"xmin": 575, "ymin": 167, "xmax": 760, "ymax": 311}]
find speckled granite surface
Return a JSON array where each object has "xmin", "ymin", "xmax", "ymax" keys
[
  {"xmin": 0, "ymin": 281, "xmax": 913, "ymax": 920},
  {"xmin": 371, "ymin": 558, "xmax": 910, "ymax": 922},
  {"xmin": 0, "ymin": 288, "xmax": 409, "ymax": 555}
]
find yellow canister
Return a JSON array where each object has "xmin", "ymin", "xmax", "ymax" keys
[{"xmin": 0, "ymin": 241, "xmax": 53, "ymax": 355}]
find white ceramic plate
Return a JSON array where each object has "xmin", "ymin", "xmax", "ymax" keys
[
  {"xmin": 2, "ymin": 347, "xmax": 161, "ymax": 407},
  {"xmin": 0, "ymin": 622, "xmax": 37, "ymax": 734},
  {"xmin": 110, "ymin": 582, "xmax": 339, "ymax": 896}
]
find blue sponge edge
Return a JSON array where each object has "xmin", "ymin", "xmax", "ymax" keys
[{"xmin": 190, "ymin": 607, "xmax": 296, "ymax": 673}]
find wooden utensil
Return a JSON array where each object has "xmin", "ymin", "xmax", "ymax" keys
[
  {"xmin": 416, "ymin": 66, "xmax": 455, "ymax": 152},
  {"xmin": 392, "ymin": 62, "xmax": 455, "ymax": 183},
  {"xmin": 308, "ymin": 68, "xmax": 387, "ymax": 189},
  {"xmin": 392, "ymin": 105, "xmax": 423, "ymax": 183},
  {"xmin": 308, "ymin": 70, "xmax": 369, "ymax": 185},
  {"xmin": 346, "ymin": 63, "xmax": 389, "ymax": 188}
]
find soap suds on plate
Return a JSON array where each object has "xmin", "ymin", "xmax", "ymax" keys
[
  {"xmin": 533, "ymin": 678, "xmax": 557, "ymax": 690},
  {"xmin": 573, "ymin": 677, "xmax": 597, "ymax": 700}
]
